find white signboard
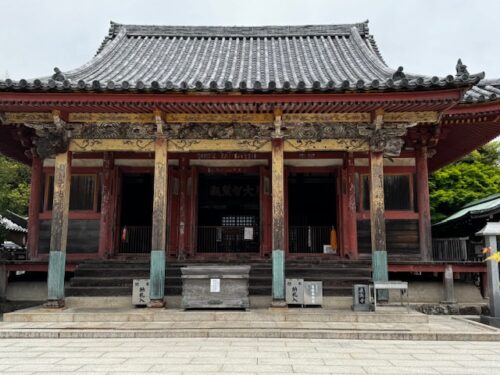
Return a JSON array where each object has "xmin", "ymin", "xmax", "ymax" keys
[
  {"xmin": 210, "ymin": 278, "xmax": 220, "ymax": 293},
  {"xmin": 244, "ymin": 227, "xmax": 254, "ymax": 240}
]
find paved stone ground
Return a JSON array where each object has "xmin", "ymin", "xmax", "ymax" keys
[{"xmin": 0, "ymin": 337, "xmax": 499, "ymax": 374}]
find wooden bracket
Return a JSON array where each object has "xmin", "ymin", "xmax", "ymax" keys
[
  {"xmin": 373, "ymin": 108, "xmax": 384, "ymax": 129},
  {"xmin": 154, "ymin": 109, "xmax": 165, "ymax": 134},
  {"xmin": 273, "ymin": 107, "xmax": 283, "ymax": 138}
]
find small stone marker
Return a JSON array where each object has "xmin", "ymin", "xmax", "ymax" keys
[
  {"xmin": 476, "ymin": 223, "xmax": 500, "ymax": 327},
  {"xmin": 132, "ymin": 279, "xmax": 150, "ymax": 306},
  {"xmin": 441, "ymin": 265, "xmax": 457, "ymax": 304}
]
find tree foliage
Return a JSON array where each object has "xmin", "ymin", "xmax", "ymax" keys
[
  {"xmin": 429, "ymin": 141, "xmax": 500, "ymax": 223},
  {"xmin": 0, "ymin": 155, "xmax": 30, "ymax": 216}
]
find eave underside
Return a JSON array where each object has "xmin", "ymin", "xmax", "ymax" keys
[
  {"xmin": 0, "ymin": 91, "xmax": 498, "ymax": 169},
  {"xmin": 0, "ymin": 90, "xmax": 463, "ymax": 113}
]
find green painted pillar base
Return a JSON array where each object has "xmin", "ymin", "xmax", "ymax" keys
[
  {"xmin": 149, "ymin": 250, "xmax": 166, "ymax": 306},
  {"xmin": 46, "ymin": 251, "xmax": 66, "ymax": 307},
  {"xmin": 272, "ymin": 249, "xmax": 285, "ymax": 302},
  {"xmin": 372, "ymin": 250, "xmax": 389, "ymax": 301}
]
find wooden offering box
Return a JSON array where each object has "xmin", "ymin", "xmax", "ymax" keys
[{"xmin": 181, "ymin": 265, "xmax": 251, "ymax": 309}]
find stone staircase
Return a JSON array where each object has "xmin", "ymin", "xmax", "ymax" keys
[{"xmin": 65, "ymin": 259, "xmax": 372, "ymax": 297}]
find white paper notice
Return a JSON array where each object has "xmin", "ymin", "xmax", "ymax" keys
[
  {"xmin": 244, "ymin": 227, "xmax": 254, "ymax": 240},
  {"xmin": 210, "ymin": 278, "xmax": 220, "ymax": 293}
]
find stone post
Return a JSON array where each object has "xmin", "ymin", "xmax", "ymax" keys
[
  {"xmin": 477, "ymin": 223, "xmax": 500, "ymax": 327},
  {"xmin": 46, "ymin": 151, "xmax": 71, "ymax": 308},
  {"xmin": 441, "ymin": 264, "xmax": 456, "ymax": 304}
]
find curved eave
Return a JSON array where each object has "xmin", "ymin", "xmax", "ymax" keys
[
  {"xmin": 0, "ymin": 75, "xmax": 482, "ymax": 94},
  {"xmin": 445, "ymin": 99, "xmax": 500, "ymax": 115},
  {"xmin": 0, "ymin": 88, "xmax": 467, "ymax": 115},
  {"xmin": 433, "ymin": 204, "xmax": 500, "ymax": 228}
]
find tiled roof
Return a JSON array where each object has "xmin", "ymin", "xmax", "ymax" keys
[
  {"xmin": 0, "ymin": 215, "xmax": 27, "ymax": 233},
  {"xmin": 434, "ymin": 193, "xmax": 500, "ymax": 226},
  {"xmin": 0, "ymin": 21, "xmax": 483, "ymax": 93},
  {"xmin": 463, "ymin": 79, "xmax": 500, "ymax": 103}
]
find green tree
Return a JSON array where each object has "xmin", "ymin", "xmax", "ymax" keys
[
  {"xmin": 429, "ymin": 141, "xmax": 500, "ymax": 223},
  {"xmin": 0, "ymin": 155, "xmax": 31, "ymax": 216}
]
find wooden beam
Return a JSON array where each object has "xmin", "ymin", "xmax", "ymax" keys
[
  {"xmin": 3, "ymin": 111, "xmax": 439, "ymax": 125},
  {"xmin": 416, "ymin": 146, "xmax": 432, "ymax": 261},
  {"xmin": 166, "ymin": 113, "xmax": 274, "ymax": 124},
  {"xmin": 169, "ymin": 139, "xmax": 272, "ymax": 152},
  {"xmin": 149, "ymin": 136, "xmax": 168, "ymax": 307},
  {"xmin": 70, "ymin": 139, "xmax": 155, "ymax": 152},
  {"xmin": 69, "ymin": 139, "xmax": 272, "ymax": 153},
  {"xmin": 384, "ymin": 111, "xmax": 439, "ymax": 123},
  {"xmin": 69, "ymin": 113, "xmax": 155, "ymax": 124},
  {"xmin": 4, "ymin": 112, "xmax": 53, "ymax": 123},
  {"xmin": 282, "ymin": 113, "xmax": 370, "ymax": 123},
  {"xmin": 46, "ymin": 151, "xmax": 71, "ymax": 308},
  {"xmin": 284, "ymin": 139, "xmax": 368, "ymax": 152}
]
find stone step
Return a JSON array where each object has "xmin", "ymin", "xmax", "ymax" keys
[
  {"xmin": 3, "ymin": 308, "xmax": 430, "ymax": 324},
  {"xmin": 75, "ymin": 261, "xmax": 371, "ymax": 269},
  {"xmin": 70, "ymin": 275, "xmax": 371, "ymax": 288},
  {"xmin": 68, "ymin": 260, "xmax": 372, "ymax": 297},
  {"xmin": 74, "ymin": 267, "xmax": 370, "ymax": 278},
  {"xmin": 65, "ymin": 286, "xmax": 132, "ymax": 297}
]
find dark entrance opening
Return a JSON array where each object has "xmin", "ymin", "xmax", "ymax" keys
[
  {"xmin": 197, "ymin": 173, "xmax": 260, "ymax": 253},
  {"xmin": 119, "ymin": 173, "xmax": 154, "ymax": 253},
  {"xmin": 288, "ymin": 173, "xmax": 337, "ymax": 253}
]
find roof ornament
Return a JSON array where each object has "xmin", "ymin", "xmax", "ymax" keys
[
  {"xmin": 392, "ymin": 66, "xmax": 405, "ymax": 81},
  {"xmin": 456, "ymin": 59, "xmax": 469, "ymax": 77},
  {"xmin": 52, "ymin": 67, "xmax": 65, "ymax": 82}
]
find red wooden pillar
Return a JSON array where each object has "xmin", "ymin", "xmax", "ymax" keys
[
  {"xmin": 259, "ymin": 165, "xmax": 272, "ymax": 256},
  {"xmin": 167, "ymin": 166, "xmax": 180, "ymax": 257},
  {"xmin": 98, "ymin": 152, "xmax": 114, "ymax": 258},
  {"xmin": 416, "ymin": 146, "xmax": 432, "ymax": 261},
  {"xmin": 187, "ymin": 166, "xmax": 198, "ymax": 255},
  {"xmin": 345, "ymin": 152, "xmax": 358, "ymax": 258},
  {"xmin": 27, "ymin": 156, "xmax": 43, "ymax": 259},
  {"xmin": 284, "ymin": 167, "xmax": 289, "ymax": 254},
  {"xmin": 178, "ymin": 157, "xmax": 189, "ymax": 259}
]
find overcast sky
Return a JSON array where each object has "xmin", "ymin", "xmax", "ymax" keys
[{"xmin": 0, "ymin": 0, "xmax": 499, "ymax": 80}]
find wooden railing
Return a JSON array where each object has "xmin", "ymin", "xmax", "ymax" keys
[
  {"xmin": 432, "ymin": 237, "xmax": 470, "ymax": 261},
  {"xmin": 119, "ymin": 226, "xmax": 152, "ymax": 253},
  {"xmin": 196, "ymin": 226, "xmax": 260, "ymax": 253},
  {"xmin": 289, "ymin": 226, "xmax": 332, "ymax": 253}
]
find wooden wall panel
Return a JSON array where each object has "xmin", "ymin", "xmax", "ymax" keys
[
  {"xmin": 39, "ymin": 219, "xmax": 100, "ymax": 254},
  {"xmin": 357, "ymin": 219, "xmax": 419, "ymax": 255}
]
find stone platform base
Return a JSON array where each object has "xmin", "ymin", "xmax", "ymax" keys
[
  {"xmin": 480, "ymin": 315, "xmax": 500, "ymax": 328},
  {"xmin": 2, "ymin": 306, "xmax": 499, "ymax": 341}
]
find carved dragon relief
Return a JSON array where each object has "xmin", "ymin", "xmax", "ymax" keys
[
  {"xmin": 358, "ymin": 124, "xmax": 409, "ymax": 157},
  {"xmin": 26, "ymin": 121, "xmax": 412, "ymax": 156},
  {"xmin": 24, "ymin": 123, "xmax": 69, "ymax": 159}
]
